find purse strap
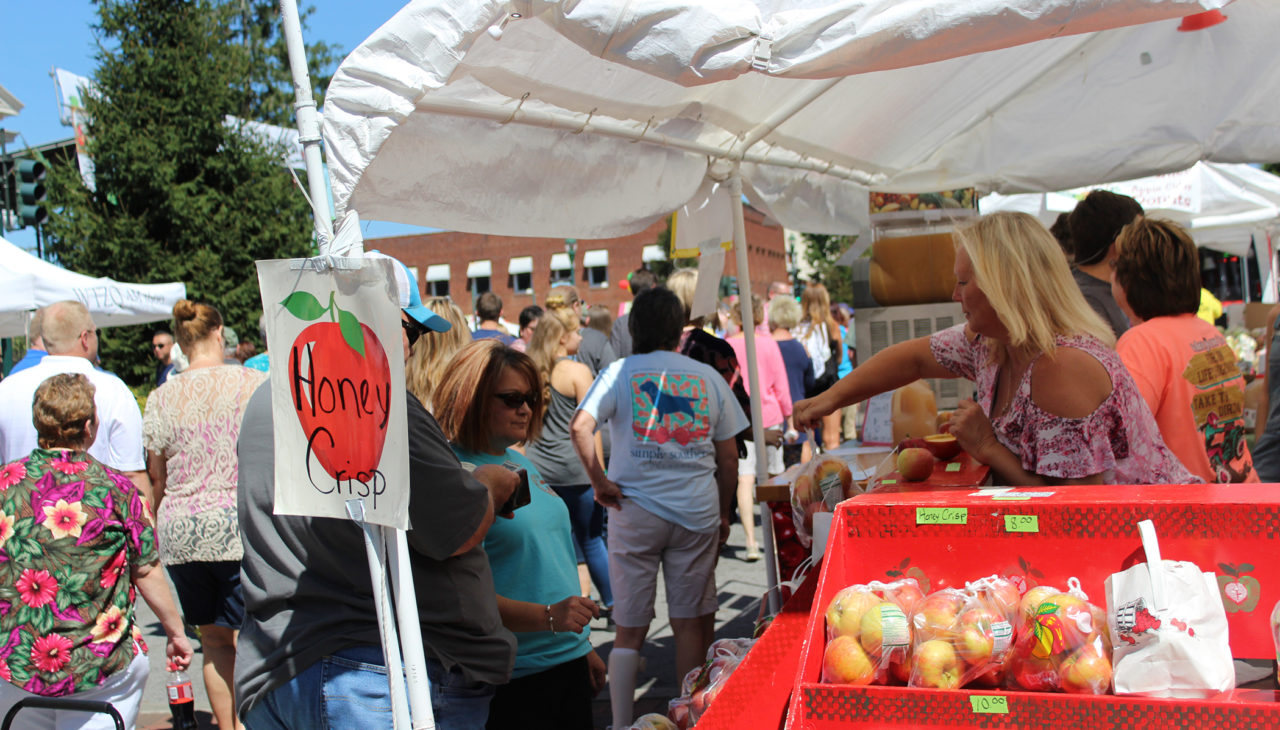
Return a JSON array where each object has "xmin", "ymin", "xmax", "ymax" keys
[{"xmin": 1138, "ymin": 519, "xmax": 1166, "ymax": 610}]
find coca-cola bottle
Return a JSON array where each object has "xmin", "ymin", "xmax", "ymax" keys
[{"xmin": 166, "ymin": 661, "xmax": 198, "ymax": 730}]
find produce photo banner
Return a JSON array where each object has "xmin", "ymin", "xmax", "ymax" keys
[{"xmin": 256, "ymin": 257, "xmax": 411, "ymax": 530}]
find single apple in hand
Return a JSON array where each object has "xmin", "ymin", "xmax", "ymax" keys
[
  {"xmin": 1058, "ymin": 645, "xmax": 1113, "ymax": 694},
  {"xmin": 823, "ymin": 635, "xmax": 877, "ymax": 685},
  {"xmin": 912, "ymin": 639, "xmax": 962, "ymax": 689},
  {"xmin": 896, "ymin": 448, "xmax": 935, "ymax": 481}
]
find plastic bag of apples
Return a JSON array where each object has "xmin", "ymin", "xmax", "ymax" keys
[
  {"xmin": 1006, "ymin": 582, "xmax": 1113, "ymax": 694},
  {"xmin": 908, "ymin": 578, "xmax": 1019, "ymax": 690},
  {"xmin": 666, "ymin": 637, "xmax": 755, "ymax": 729},
  {"xmin": 790, "ymin": 454, "xmax": 860, "ymax": 548},
  {"xmin": 821, "ymin": 578, "xmax": 924, "ymax": 685}
]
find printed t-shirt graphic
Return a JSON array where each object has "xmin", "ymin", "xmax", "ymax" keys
[
  {"xmin": 1183, "ymin": 336, "xmax": 1250, "ymax": 481},
  {"xmin": 631, "ymin": 372, "xmax": 711, "ymax": 445}
]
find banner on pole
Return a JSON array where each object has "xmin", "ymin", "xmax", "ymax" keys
[
  {"xmin": 256, "ymin": 257, "xmax": 410, "ymax": 529},
  {"xmin": 671, "ymin": 178, "xmax": 734, "ymax": 259}
]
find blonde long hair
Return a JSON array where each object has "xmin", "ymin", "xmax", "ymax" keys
[
  {"xmin": 527, "ymin": 306, "xmax": 577, "ymax": 401},
  {"xmin": 799, "ymin": 282, "xmax": 835, "ymax": 338},
  {"xmin": 405, "ymin": 297, "xmax": 469, "ymax": 409},
  {"xmin": 954, "ymin": 211, "xmax": 1114, "ymax": 363}
]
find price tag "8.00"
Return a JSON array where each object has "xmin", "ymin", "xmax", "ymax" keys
[{"xmin": 969, "ymin": 695, "xmax": 1009, "ymax": 714}]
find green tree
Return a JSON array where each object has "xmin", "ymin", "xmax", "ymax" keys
[
  {"xmin": 800, "ymin": 233, "xmax": 856, "ymax": 305},
  {"xmin": 230, "ymin": 1, "xmax": 339, "ymax": 126},
  {"xmin": 43, "ymin": 0, "xmax": 315, "ymax": 384}
]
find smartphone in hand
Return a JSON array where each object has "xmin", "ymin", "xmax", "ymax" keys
[{"xmin": 498, "ymin": 463, "xmax": 532, "ymax": 514}]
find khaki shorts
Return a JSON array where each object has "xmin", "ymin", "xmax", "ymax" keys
[{"xmin": 608, "ymin": 499, "xmax": 719, "ymax": 627}]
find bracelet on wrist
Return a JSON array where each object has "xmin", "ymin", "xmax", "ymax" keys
[{"xmin": 545, "ymin": 604, "xmax": 557, "ymax": 634}]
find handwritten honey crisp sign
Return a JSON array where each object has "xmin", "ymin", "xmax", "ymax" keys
[{"xmin": 256, "ymin": 258, "xmax": 410, "ymax": 530}]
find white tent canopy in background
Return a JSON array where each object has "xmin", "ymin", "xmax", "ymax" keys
[
  {"xmin": 0, "ymin": 237, "xmax": 187, "ymax": 338},
  {"xmin": 982, "ymin": 162, "xmax": 1280, "ymax": 298},
  {"xmin": 321, "ymin": 0, "xmax": 1266, "ymax": 243}
]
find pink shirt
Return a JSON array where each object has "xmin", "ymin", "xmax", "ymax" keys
[
  {"xmin": 930, "ymin": 325, "xmax": 1198, "ymax": 485},
  {"xmin": 728, "ymin": 332, "xmax": 792, "ymax": 429}
]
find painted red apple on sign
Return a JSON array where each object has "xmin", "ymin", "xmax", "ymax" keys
[
  {"xmin": 1217, "ymin": 562, "xmax": 1261, "ymax": 613},
  {"xmin": 283, "ymin": 291, "xmax": 393, "ymax": 500}
]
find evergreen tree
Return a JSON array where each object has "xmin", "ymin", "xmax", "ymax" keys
[
  {"xmin": 43, "ymin": 0, "xmax": 316, "ymax": 385},
  {"xmin": 231, "ymin": 1, "xmax": 339, "ymax": 126}
]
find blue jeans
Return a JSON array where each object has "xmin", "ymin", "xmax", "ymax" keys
[
  {"xmin": 244, "ymin": 646, "xmax": 495, "ymax": 730},
  {"xmin": 552, "ymin": 484, "xmax": 613, "ymax": 607}
]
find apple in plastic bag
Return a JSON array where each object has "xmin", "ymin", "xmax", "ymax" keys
[
  {"xmin": 912, "ymin": 639, "xmax": 962, "ymax": 689},
  {"xmin": 823, "ymin": 635, "xmax": 877, "ymax": 685}
]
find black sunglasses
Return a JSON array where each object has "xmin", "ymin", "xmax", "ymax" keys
[
  {"xmin": 402, "ymin": 318, "xmax": 429, "ymax": 347},
  {"xmin": 493, "ymin": 391, "xmax": 538, "ymax": 409}
]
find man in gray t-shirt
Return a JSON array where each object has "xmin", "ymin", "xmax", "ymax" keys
[{"xmin": 236, "ymin": 257, "xmax": 518, "ymax": 728}]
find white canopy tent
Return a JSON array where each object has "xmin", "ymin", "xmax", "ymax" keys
[
  {"xmin": 0, "ymin": 236, "xmax": 187, "ymax": 338},
  {"xmin": 319, "ymin": 0, "xmax": 1275, "ymax": 243},
  {"xmin": 983, "ymin": 162, "xmax": 1280, "ymax": 299}
]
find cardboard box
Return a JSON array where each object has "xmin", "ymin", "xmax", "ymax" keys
[{"xmin": 785, "ymin": 484, "xmax": 1280, "ymax": 729}]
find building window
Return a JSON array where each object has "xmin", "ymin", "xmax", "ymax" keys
[
  {"xmin": 549, "ymin": 252, "xmax": 573, "ymax": 284},
  {"xmin": 426, "ymin": 264, "xmax": 450, "ymax": 298},
  {"xmin": 508, "ymin": 256, "xmax": 534, "ymax": 294},
  {"xmin": 467, "ymin": 260, "xmax": 492, "ymax": 295},
  {"xmin": 582, "ymin": 249, "xmax": 608, "ymax": 288}
]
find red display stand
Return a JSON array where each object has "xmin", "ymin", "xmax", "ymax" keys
[
  {"xmin": 784, "ymin": 484, "xmax": 1280, "ymax": 729},
  {"xmin": 694, "ymin": 564, "xmax": 821, "ymax": 730}
]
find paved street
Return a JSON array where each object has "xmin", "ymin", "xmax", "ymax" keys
[{"xmin": 133, "ymin": 515, "xmax": 776, "ymax": 729}]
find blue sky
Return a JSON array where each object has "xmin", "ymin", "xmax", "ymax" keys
[{"xmin": 1, "ymin": 1, "xmax": 432, "ymax": 253}]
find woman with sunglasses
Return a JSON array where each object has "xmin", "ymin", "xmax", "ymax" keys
[
  {"xmin": 433, "ymin": 340, "xmax": 606, "ymax": 729},
  {"xmin": 526, "ymin": 306, "xmax": 614, "ymax": 618}
]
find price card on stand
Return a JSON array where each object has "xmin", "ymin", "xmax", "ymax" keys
[
  {"xmin": 969, "ymin": 695, "xmax": 1009, "ymax": 714},
  {"xmin": 916, "ymin": 507, "xmax": 967, "ymax": 525},
  {"xmin": 1004, "ymin": 515, "xmax": 1039, "ymax": 533}
]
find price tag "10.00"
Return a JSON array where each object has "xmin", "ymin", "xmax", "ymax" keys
[{"xmin": 969, "ymin": 695, "xmax": 1009, "ymax": 714}]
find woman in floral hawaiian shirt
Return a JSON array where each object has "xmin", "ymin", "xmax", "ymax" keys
[{"xmin": 0, "ymin": 373, "xmax": 192, "ymax": 729}]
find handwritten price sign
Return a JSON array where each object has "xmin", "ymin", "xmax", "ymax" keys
[
  {"xmin": 969, "ymin": 695, "xmax": 1009, "ymax": 714},
  {"xmin": 1004, "ymin": 515, "xmax": 1039, "ymax": 533},
  {"xmin": 916, "ymin": 507, "xmax": 967, "ymax": 525}
]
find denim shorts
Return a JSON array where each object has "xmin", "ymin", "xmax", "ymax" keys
[{"xmin": 244, "ymin": 646, "xmax": 496, "ymax": 730}]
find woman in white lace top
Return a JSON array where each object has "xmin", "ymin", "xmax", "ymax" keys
[{"xmin": 143, "ymin": 300, "xmax": 265, "ymax": 730}]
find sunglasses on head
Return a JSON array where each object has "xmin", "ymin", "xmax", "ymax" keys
[
  {"xmin": 402, "ymin": 318, "xmax": 428, "ymax": 347},
  {"xmin": 493, "ymin": 391, "xmax": 538, "ymax": 409}
]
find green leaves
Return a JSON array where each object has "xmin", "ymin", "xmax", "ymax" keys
[
  {"xmin": 338, "ymin": 309, "xmax": 367, "ymax": 358},
  {"xmin": 282, "ymin": 292, "xmax": 327, "ymax": 321}
]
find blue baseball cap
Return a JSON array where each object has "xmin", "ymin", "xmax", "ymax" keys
[{"xmin": 365, "ymin": 251, "xmax": 451, "ymax": 332}]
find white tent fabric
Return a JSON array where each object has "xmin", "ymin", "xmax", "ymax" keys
[
  {"xmin": 982, "ymin": 162, "xmax": 1280, "ymax": 298},
  {"xmin": 982, "ymin": 162, "xmax": 1280, "ymax": 256},
  {"xmin": 0, "ymin": 237, "xmax": 187, "ymax": 338},
  {"xmin": 321, "ymin": 0, "xmax": 1258, "ymax": 241}
]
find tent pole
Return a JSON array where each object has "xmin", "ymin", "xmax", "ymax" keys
[
  {"xmin": 728, "ymin": 171, "xmax": 780, "ymax": 616},
  {"xmin": 412, "ymin": 96, "xmax": 878, "ymax": 186},
  {"xmin": 280, "ymin": 0, "xmax": 336, "ymax": 254}
]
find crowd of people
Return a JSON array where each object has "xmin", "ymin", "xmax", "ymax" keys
[{"xmin": 0, "ymin": 196, "xmax": 1269, "ymax": 728}]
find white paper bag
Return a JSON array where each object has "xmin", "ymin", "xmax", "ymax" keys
[{"xmin": 1105, "ymin": 520, "xmax": 1234, "ymax": 697}]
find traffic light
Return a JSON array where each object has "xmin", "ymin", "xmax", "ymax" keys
[
  {"xmin": 719, "ymin": 275, "xmax": 738, "ymax": 298},
  {"xmin": 17, "ymin": 158, "xmax": 46, "ymax": 227}
]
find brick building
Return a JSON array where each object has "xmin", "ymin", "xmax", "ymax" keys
[{"xmin": 368, "ymin": 205, "xmax": 790, "ymax": 318}]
